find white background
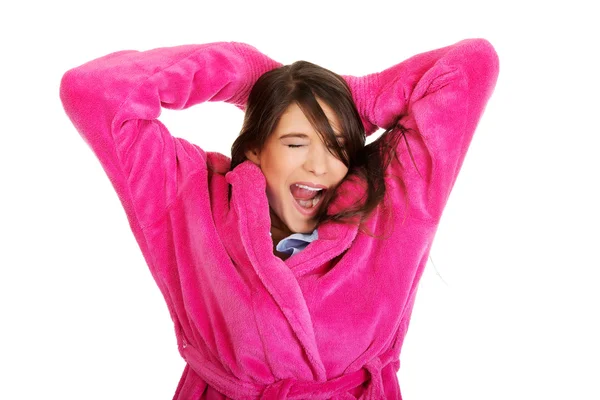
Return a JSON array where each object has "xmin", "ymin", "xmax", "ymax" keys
[{"xmin": 1, "ymin": 0, "xmax": 598, "ymax": 399}]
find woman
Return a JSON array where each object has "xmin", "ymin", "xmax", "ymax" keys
[
  {"xmin": 231, "ymin": 57, "xmax": 404, "ymax": 262},
  {"xmin": 60, "ymin": 39, "xmax": 499, "ymax": 399}
]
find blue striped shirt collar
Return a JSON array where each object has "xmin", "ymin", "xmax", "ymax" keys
[{"xmin": 272, "ymin": 228, "xmax": 319, "ymax": 256}]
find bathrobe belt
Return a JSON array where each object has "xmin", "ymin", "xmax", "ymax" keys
[{"xmin": 181, "ymin": 343, "xmax": 398, "ymax": 399}]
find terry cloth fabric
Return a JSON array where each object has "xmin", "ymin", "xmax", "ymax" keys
[
  {"xmin": 274, "ymin": 228, "xmax": 319, "ymax": 256},
  {"xmin": 59, "ymin": 39, "xmax": 499, "ymax": 399}
]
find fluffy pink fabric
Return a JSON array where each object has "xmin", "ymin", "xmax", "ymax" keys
[{"xmin": 60, "ymin": 39, "xmax": 499, "ymax": 399}]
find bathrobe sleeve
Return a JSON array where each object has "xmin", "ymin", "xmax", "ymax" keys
[
  {"xmin": 344, "ymin": 38, "xmax": 500, "ymax": 221},
  {"xmin": 59, "ymin": 42, "xmax": 282, "ymax": 231}
]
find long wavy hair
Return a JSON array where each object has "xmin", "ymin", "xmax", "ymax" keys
[{"xmin": 223, "ymin": 60, "xmax": 424, "ymax": 238}]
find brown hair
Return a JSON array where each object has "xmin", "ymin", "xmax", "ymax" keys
[{"xmin": 223, "ymin": 60, "xmax": 425, "ymax": 238}]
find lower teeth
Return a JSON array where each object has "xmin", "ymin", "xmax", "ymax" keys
[{"xmin": 297, "ymin": 193, "xmax": 320, "ymax": 209}]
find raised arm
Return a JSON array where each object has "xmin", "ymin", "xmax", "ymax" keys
[
  {"xmin": 59, "ymin": 42, "xmax": 282, "ymax": 232},
  {"xmin": 344, "ymin": 38, "xmax": 500, "ymax": 222}
]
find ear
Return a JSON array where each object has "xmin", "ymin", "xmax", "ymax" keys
[{"xmin": 245, "ymin": 148, "xmax": 261, "ymax": 166}]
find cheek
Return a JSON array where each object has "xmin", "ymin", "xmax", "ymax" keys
[
  {"xmin": 262, "ymin": 166, "xmax": 289, "ymax": 204},
  {"xmin": 332, "ymin": 161, "xmax": 349, "ymax": 181},
  {"xmin": 265, "ymin": 147, "xmax": 296, "ymax": 169},
  {"xmin": 264, "ymin": 155, "xmax": 293, "ymax": 181}
]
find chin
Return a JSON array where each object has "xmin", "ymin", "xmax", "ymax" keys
[
  {"xmin": 274, "ymin": 199, "xmax": 316, "ymax": 234},
  {"xmin": 291, "ymin": 219, "xmax": 317, "ymax": 234}
]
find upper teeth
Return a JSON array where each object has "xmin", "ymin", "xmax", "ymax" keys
[{"xmin": 295, "ymin": 184, "xmax": 322, "ymax": 191}]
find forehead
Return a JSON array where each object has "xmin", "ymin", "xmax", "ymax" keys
[{"xmin": 274, "ymin": 100, "xmax": 343, "ymax": 138}]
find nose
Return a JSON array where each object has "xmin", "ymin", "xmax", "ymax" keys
[{"xmin": 304, "ymin": 143, "xmax": 330, "ymax": 176}]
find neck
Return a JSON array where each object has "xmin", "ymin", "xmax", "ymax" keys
[{"xmin": 269, "ymin": 207, "xmax": 292, "ymax": 247}]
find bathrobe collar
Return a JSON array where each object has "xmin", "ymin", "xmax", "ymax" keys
[
  {"xmin": 225, "ymin": 160, "xmax": 361, "ymax": 274},
  {"xmin": 224, "ymin": 160, "xmax": 362, "ymax": 380}
]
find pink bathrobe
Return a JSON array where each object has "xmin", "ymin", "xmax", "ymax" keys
[{"xmin": 59, "ymin": 39, "xmax": 499, "ymax": 399}]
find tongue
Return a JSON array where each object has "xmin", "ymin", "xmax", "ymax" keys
[{"xmin": 290, "ymin": 185, "xmax": 319, "ymax": 200}]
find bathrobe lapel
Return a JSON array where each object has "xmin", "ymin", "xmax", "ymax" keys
[{"xmin": 224, "ymin": 160, "xmax": 360, "ymax": 381}]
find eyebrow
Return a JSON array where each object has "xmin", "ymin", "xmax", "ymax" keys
[{"xmin": 279, "ymin": 133, "xmax": 345, "ymax": 140}]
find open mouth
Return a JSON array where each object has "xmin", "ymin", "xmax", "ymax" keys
[
  {"xmin": 289, "ymin": 184, "xmax": 326, "ymax": 215},
  {"xmin": 294, "ymin": 190, "xmax": 323, "ymax": 210}
]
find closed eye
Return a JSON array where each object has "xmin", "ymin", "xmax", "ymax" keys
[{"xmin": 287, "ymin": 142, "xmax": 344, "ymax": 149}]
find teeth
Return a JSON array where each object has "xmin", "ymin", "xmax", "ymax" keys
[
  {"xmin": 297, "ymin": 191, "xmax": 321, "ymax": 209},
  {"xmin": 295, "ymin": 184, "xmax": 323, "ymax": 191}
]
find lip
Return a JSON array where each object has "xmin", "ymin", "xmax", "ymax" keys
[
  {"xmin": 290, "ymin": 181, "xmax": 328, "ymax": 190},
  {"xmin": 290, "ymin": 188, "xmax": 323, "ymax": 217}
]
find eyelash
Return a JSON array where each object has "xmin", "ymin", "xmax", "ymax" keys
[{"xmin": 287, "ymin": 144, "xmax": 345, "ymax": 149}]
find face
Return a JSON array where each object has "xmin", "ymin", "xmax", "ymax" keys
[{"xmin": 245, "ymin": 98, "xmax": 349, "ymax": 237}]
